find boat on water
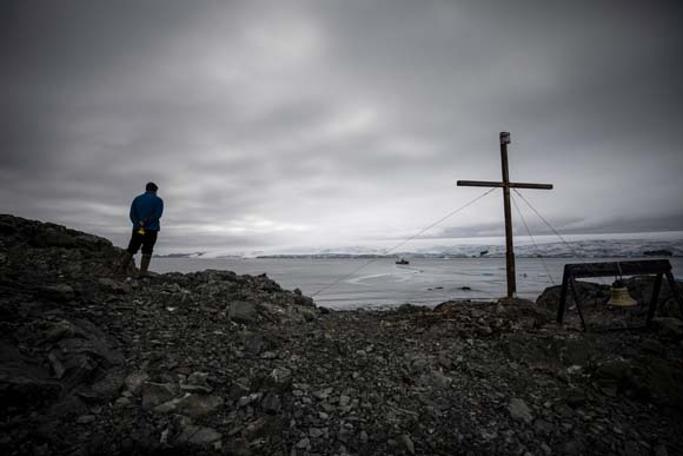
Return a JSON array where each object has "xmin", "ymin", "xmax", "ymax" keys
[{"xmin": 395, "ymin": 258, "xmax": 409, "ymax": 265}]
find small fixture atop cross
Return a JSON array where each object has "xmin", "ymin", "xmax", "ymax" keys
[{"xmin": 458, "ymin": 132, "xmax": 553, "ymax": 299}]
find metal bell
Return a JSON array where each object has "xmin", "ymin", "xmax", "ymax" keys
[{"xmin": 607, "ymin": 280, "xmax": 637, "ymax": 307}]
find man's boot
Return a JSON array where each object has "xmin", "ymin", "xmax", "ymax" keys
[
  {"xmin": 139, "ymin": 254, "xmax": 152, "ymax": 277},
  {"xmin": 117, "ymin": 252, "xmax": 133, "ymax": 275}
]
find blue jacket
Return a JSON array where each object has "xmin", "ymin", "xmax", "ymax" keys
[{"xmin": 130, "ymin": 191, "xmax": 164, "ymax": 231}]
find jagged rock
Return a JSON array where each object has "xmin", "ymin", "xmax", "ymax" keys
[
  {"xmin": 260, "ymin": 350, "xmax": 277, "ymax": 359},
  {"xmin": 0, "ymin": 342, "xmax": 61, "ymax": 408},
  {"xmin": 536, "ymin": 281, "xmax": 609, "ymax": 312},
  {"xmin": 399, "ymin": 434, "xmax": 415, "ymax": 454},
  {"xmin": 237, "ymin": 392, "xmax": 262, "ymax": 408},
  {"xmin": 243, "ymin": 333, "xmax": 267, "ymax": 355},
  {"xmin": 152, "ymin": 396, "xmax": 184, "ymax": 414},
  {"xmin": 533, "ymin": 418, "xmax": 554, "ymax": 435},
  {"xmin": 76, "ymin": 414, "xmax": 96, "ymax": 424},
  {"xmin": 595, "ymin": 359, "xmax": 632, "ymax": 384},
  {"xmin": 419, "ymin": 369, "xmax": 451, "ymax": 389},
  {"xmin": 114, "ymin": 397, "xmax": 132, "ymax": 408},
  {"xmin": 651, "ymin": 317, "xmax": 683, "ymax": 341},
  {"xmin": 97, "ymin": 277, "xmax": 130, "ymax": 294},
  {"xmin": 537, "ymin": 277, "xmax": 683, "ymax": 319},
  {"xmin": 338, "ymin": 394, "xmax": 351, "ymax": 408},
  {"xmin": 174, "ymin": 393, "xmax": 224, "ymax": 417},
  {"xmin": 261, "ymin": 392, "xmax": 281, "ymax": 413},
  {"xmin": 295, "ymin": 437, "xmax": 310, "ymax": 449},
  {"xmin": 561, "ymin": 438, "xmax": 585, "ymax": 456},
  {"xmin": 124, "ymin": 371, "xmax": 150, "ymax": 394},
  {"xmin": 564, "ymin": 388, "xmax": 587, "ymax": 408},
  {"xmin": 242, "ymin": 417, "xmax": 269, "ymax": 440},
  {"xmin": 297, "ymin": 306, "xmax": 317, "ymax": 322},
  {"xmin": 313, "ymin": 387, "xmax": 333, "ymax": 400},
  {"xmin": 180, "ymin": 372, "xmax": 212, "ymax": 393},
  {"xmin": 90, "ymin": 368, "xmax": 126, "ymax": 401},
  {"xmin": 42, "ymin": 319, "xmax": 85, "ymax": 342},
  {"xmin": 229, "ymin": 380, "xmax": 251, "ymax": 401},
  {"xmin": 229, "ymin": 301, "xmax": 258, "ymax": 324},
  {"xmin": 626, "ymin": 276, "xmax": 682, "ymax": 318},
  {"xmin": 508, "ymin": 398, "xmax": 534, "ymax": 424},
  {"xmin": 654, "ymin": 444, "xmax": 669, "ymax": 456},
  {"xmin": 40, "ymin": 284, "xmax": 76, "ymax": 302},
  {"xmin": 309, "ymin": 427, "xmax": 325, "ymax": 439},
  {"xmin": 636, "ymin": 358, "xmax": 683, "ymax": 410},
  {"xmin": 187, "ymin": 372, "xmax": 209, "ymax": 385},
  {"xmin": 270, "ymin": 367, "xmax": 292, "ymax": 387},
  {"xmin": 142, "ymin": 382, "xmax": 178, "ymax": 410},
  {"xmin": 175, "ymin": 424, "xmax": 222, "ymax": 447}
]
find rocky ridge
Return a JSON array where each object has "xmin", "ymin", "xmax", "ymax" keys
[{"xmin": 1, "ymin": 214, "xmax": 682, "ymax": 455}]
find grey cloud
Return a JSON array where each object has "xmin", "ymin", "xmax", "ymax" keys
[
  {"xmin": 433, "ymin": 212, "xmax": 683, "ymax": 240},
  {"xmin": 1, "ymin": 0, "xmax": 682, "ymax": 254}
]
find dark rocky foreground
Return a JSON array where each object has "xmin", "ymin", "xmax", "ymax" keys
[{"xmin": 1, "ymin": 214, "xmax": 682, "ymax": 456}]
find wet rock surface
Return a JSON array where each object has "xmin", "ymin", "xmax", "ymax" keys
[{"xmin": 1, "ymin": 214, "xmax": 683, "ymax": 455}]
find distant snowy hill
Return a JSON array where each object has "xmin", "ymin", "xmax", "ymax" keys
[
  {"xmin": 160, "ymin": 232, "xmax": 683, "ymax": 259},
  {"xmin": 266, "ymin": 233, "xmax": 683, "ymax": 259}
]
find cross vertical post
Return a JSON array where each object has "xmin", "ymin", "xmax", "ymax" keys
[
  {"xmin": 457, "ymin": 132, "xmax": 553, "ymax": 300},
  {"xmin": 499, "ymin": 132, "xmax": 516, "ymax": 297}
]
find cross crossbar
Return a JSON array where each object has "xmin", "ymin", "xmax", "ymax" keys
[{"xmin": 457, "ymin": 180, "xmax": 553, "ymax": 190}]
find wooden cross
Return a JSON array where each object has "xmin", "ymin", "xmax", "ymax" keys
[{"xmin": 457, "ymin": 132, "xmax": 553, "ymax": 299}]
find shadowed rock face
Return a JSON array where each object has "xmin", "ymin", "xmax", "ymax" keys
[
  {"xmin": 536, "ymin": 276, "xmax": 682, "ymax": 319},
  {"xmin": 1, "ymin": 214, "xmax": 682, "ymax": 456},
  {"xmin": 0, "ymin": 215, "xmax": 317, "ymax": 454}
]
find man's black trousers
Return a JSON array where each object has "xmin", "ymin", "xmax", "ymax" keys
[{"xmin": 126, "ymin": 228, "xmax": 158, "ymax": 255}]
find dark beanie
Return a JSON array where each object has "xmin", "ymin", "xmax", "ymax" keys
[{"xmin": 146, "ymin": 182, "xmax": 158, "ymax": 192}]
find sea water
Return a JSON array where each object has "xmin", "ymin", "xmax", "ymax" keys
[{"xmin": 152, "ymin": 256, "xmax": 683, "ymax": 310}]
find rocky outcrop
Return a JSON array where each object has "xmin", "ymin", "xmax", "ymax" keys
[
  {"xmin": 536, "ymin": 275, "xmax": 682, "ymax": 319},
  {"xmin": 1, "ymin": 214, "xmax": 682, "ymax": 456},
  {"xmin": 0, "ymin": 215, "xmax": 317, "ymax": 454}
]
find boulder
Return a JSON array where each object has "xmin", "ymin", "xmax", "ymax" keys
[
  {"xmin": 229, "ymin": 380, "xmax": 250, "ymax": 401},
  {"xmin": 124, "ymin": 371, "xmax": 150, "ymax": 395},
  {"xmin": 229, "ymin": 301, "xmax": 258, "ymax": 324},
  {"xmin": 270, "ymin": 367, "xmax": 292, "ymax": 388},
  {"xmin": 626, "ymin": 276, "xmax": 683, "ymax": 318},
  {"xmin": 142, "ymin": 382, "xmax": 179, "ymax": 410},
  {"xmin": 180, "ymin": 372, "xmax": 213, "ymax": 393},
  {"xmin": 174, "ymin": 393, "xmax": 224, "ymax": 417},
  {"xmin": 537, "ymin": 276, "xmax": 683, "ymax": 318},
  {"xmin": 508, "ymin": 398, "xmax": 534, "ymax": 424},
  {"xmin": 175, "ymin": 424, "xmax": 222, "ymax": 447},
  {"xmin": 261, "ymin": 392, "xmax": 281, "ymax": 414},
  {"xmin": 632, "ymin": 358, "xmax": 683, "ymax": 410},
  {"xmin": 536, "ymin": 281, "xmax": 609, "ymax": 312},
  {"xmin": 89, "ymin": 368, "xmax": 126, "ymax": 401},
  {"xmin": 399, "ymin": 434, "xmax": 416, "ymax": 455},
  {"xmin": 651, "ymin": 317, "xmax": 683, "ymax": 341},
  {"xmin": 40, "ymin": 284, "xmax": 76, "ymax": 302},
  {"xmin": 0, "ymin": 364, "xmax": 62, "ymax": 407},
  {"xmin": 97, "ymin": 278, "xmax": 130, "ymax": 294}
]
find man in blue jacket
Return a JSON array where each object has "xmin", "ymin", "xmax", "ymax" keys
[{"xmin": 118, "ymin": 182, "xmax": 164, "ymax": 276}]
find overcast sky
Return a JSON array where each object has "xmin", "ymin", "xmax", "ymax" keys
[{"xmin": 2, "ymin": 0, "xmax": 682, "ymax": 254}]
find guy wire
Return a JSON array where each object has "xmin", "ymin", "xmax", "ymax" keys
[
  {"xmin": 511, "ymin": 193, "xmax": 555, "ymax": 285},
  {"xmin": 311, "ymin": 187, "xmax": 497, "ymax": 298},
  {"xmin": 512, "ymin": 188, "xmax": 582, "ymax": 258}
]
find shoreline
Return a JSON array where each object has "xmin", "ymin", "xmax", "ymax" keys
[{"xmin": 150, "ymin": 256, "xmax": 683, "ymax": 311}]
